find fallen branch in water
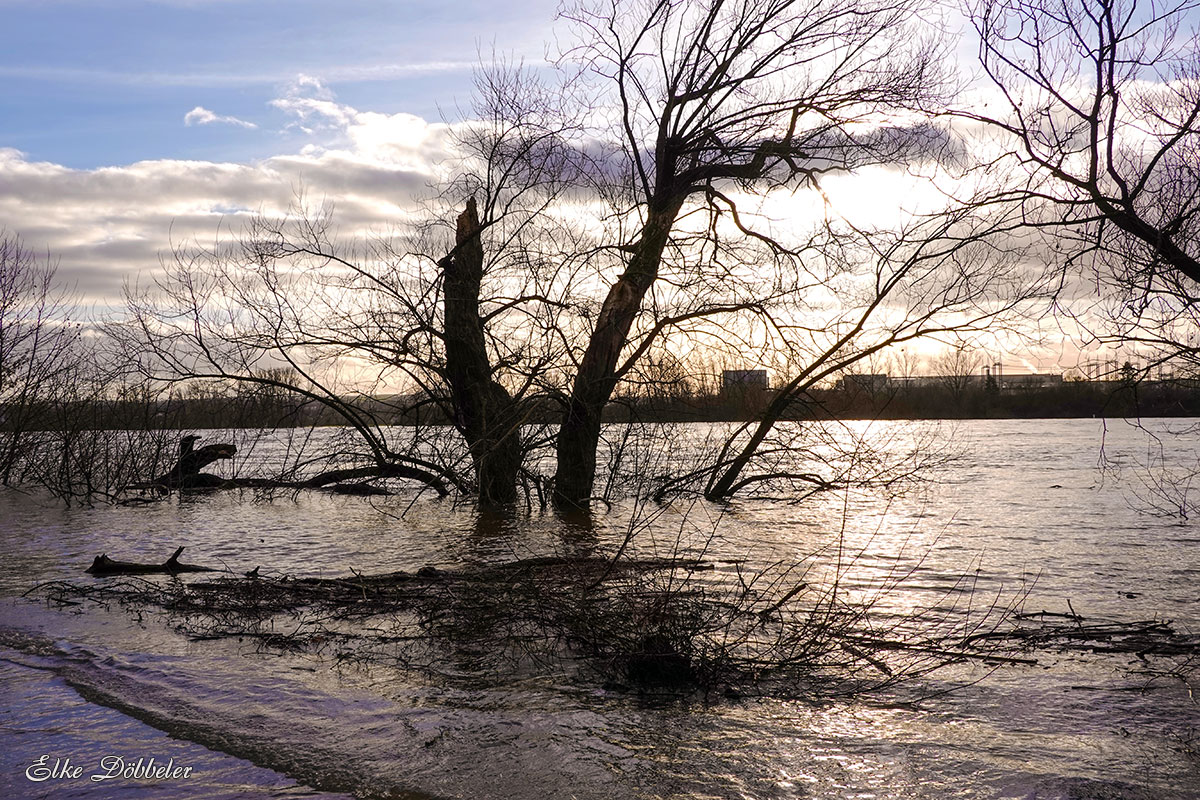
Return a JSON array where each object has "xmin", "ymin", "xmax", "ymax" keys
[
  {"xmin": 967, "ymin": 614, "xmax": 1200, "ymax": 659},
  {"xmin": 120, "ymin": 436, "xmax": 455, "ymax": 498},
  {"xmin": 85, "ymin": 546, "xmax": 216, "ymax": 576},
  {"xmin": 27, "ymin": 553, "xmax": 1032, "ymax": 699}
]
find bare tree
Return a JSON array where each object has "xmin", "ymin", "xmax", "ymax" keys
[
  {"xmin": 962, "ymin": 0, "xmax": 1200, "ymax": 517},
  {"xmin": 121, "ymin": 0, "xmax": 960, "ymax": 510},
  {"xmin": 440, "ymin": 198, "xmax": 526, "ymax": 504},
  {"xmin": 965, "ymin": 0, "xmax": 1200, "ymax": 322},
  {"xmin": 549, "ymin": 0, "xmax": 955, "ymax": 509},
  {"xmin": 118, "ymin": 64, "xmax": 588, "ymax": 507},
  {"xmin": 0, "ymin": 232, "xmax": 81, "ymax": 485},
  {"xmin": 431, "ymin": 64, "xmax": 596, "ymax": 506},
  {"xmin": 697, "ymin": 199, "xmax": 1046, "ymax": 501},
  {"xmin": 121, "ymin": 0, "xmax": 1055, "ymax": 513},
  {"xmin": 118, "ymin": 208, "xmax": 463, "ymax": 499},
  {"xmin": 933, "ymin": 340, "xmax": 984, "ymax": 405},
  {"xmin": 0, "ymin": 233, "xmax": 198, "ymax": 502}
]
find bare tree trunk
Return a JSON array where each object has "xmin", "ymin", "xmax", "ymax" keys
[
  {"xmin": 442, "ymin": 198, "xmax": 524, "ymax": 507},
  {"xmin": 704, "ymin": 384, "xmax": 799, "ymax": 502},
  {"xmin": 554, "ymin": 203, "xmax": 680, "ymax": 510}
]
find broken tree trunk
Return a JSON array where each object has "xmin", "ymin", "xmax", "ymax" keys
[
  {"xmin": 440, "ymin": 198, "xmax": 524, "ymax": 508},
  {"xmin": 123, "ymin": 435, "xmax": 457, "ymax": 497},
  {"xmin": 86, "ymin": 546, "xmax": 215, "ymax": 576}
]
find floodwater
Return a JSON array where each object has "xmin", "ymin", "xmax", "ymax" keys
[{"xmin": 1, "ymin": 418, "xmax": 1198, "ymax": 799}]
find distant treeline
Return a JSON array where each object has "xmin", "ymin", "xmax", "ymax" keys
[
  {"xmin": 7, "ymin": 378, "xmax": 1199, "ymax": 434},
  {"xmin": 606, "ymin": 379, "xmax": 1200, "ymax": 422},
  {"xmin": 0, "ymin": 389, "xmax": 306, "ymax": 433},
  {"xmin": 803, "ymin": 379, "xmax": 1200, "ymax": 421}
]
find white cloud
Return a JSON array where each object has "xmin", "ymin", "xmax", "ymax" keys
[
  {"xmin": 283, "ymin": 74, "xmax": 335, "ymax": 102},
  {"xmin": 0, "ymin": 97, "xmax": 456, "ymax": 305},
  {"xmin": 184, "ymin": 106, "xmax": 258, "ymax": 129},
  {"xmin": 270, "ymin": 76, "xmax": 456, "ymax": 170}
]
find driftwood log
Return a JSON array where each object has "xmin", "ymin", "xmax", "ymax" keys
[
  {"xmin": 153, "ymin": 435, "xmax": 236, "ymax": 488},
  {"xmin": 124, "ymin": 435, "xmax": 450, "ymax": 497},
  {"xmin": 86, "ymin": 546, "xmax": 216, "ymax": 576}
]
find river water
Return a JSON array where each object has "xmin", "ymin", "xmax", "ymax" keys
[{"xmin": 1, "ymin": 418, "xmax": 1198, "ymax": 798}]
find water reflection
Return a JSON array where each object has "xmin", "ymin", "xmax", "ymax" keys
[{"xmin": 1, "ymin": 419, "xmax": 1199, "ymax": 798}]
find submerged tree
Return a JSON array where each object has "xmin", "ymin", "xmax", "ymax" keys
[
  {"xmin": 440, "ymin": 198, "xmax": 525, "ymax": 505},
  {"xmin": 698, "ymin": 202, "xmax": 1045, "ymax": 502},
  {"xmin": 548, "ymin": 0, "xmax": 956, "ymax": 508},
  {"xmin": 120, "ymin": 0, "xmax": 1054, "ymax": 511},
  {"xmin": 119, "ymin": 65, "xmax": 585, "ymax": 507}
]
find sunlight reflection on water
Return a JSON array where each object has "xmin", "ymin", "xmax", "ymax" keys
[{"xmin": 1, "ymin": 418, "xmax": 1199, "ymax": 798}]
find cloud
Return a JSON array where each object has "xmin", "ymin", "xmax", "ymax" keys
[
  {"xmin": 270, "ymin": 76, "xmax": 456, "ymax": 169},
  {"xmin": 0, "ymin": 73, "xmax": 965, "ymax": 315},
  {"xmin": 184, "ymin": 106, "xmax": 258, "ymax": 129},
  {"xmin": 280, "ymin": 74, "xmax": 336, "ymax": 102},
  {"xmin": 0, "ymin": 94, "xmax": 454, "ymax": 305}
]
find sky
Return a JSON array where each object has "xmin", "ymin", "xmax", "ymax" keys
[
  {"xmin": 2, "ymin": 0, "xmax": 1192, "ymax": 376},
  {"xmin": 0, "ymin": 0, "xmax": 561, "ymax": 302},
  {"xmin": 1, "ymin": 0, "xmax": 559, "ymax": 167}
]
